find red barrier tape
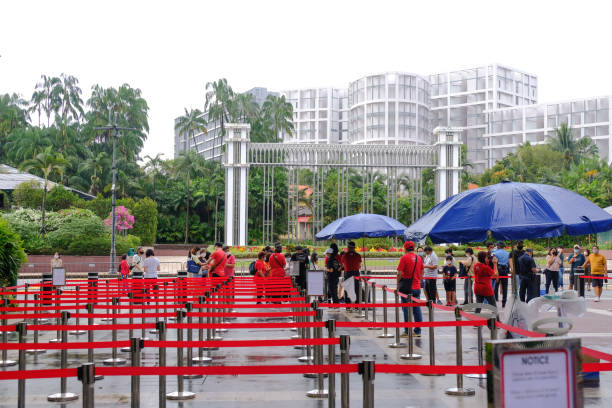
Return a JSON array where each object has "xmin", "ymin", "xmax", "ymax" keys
[
  {"xmin": 582, "ymin": 347, "xmax": 612, "ymax": 363},
  {"xmin": 0, "ymin": 368, "xmax": 77, "ymax": 380},
  {"xmin": 95, "ymin": 364, "xmax": 358, "ymax": 376},
  {"xmin": 318, "ymin": 303, "xmax": 421, "ymax": 308},
  {"xmin": 146, "ymin": 338, "xmax": 340, "ymax": 349},
  {"xmin": 494, "ymin": 321, "xmax": 546, "ymax": 338},
  {"xmin": 335, "ymin": 320, "xmax": 486, "ymax": 328},
  {"xmin": 376, "ymin": 363, "xmax": 486, "ymax": 375}
]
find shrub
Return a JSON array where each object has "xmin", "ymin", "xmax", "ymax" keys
[
  {"xmin": 46, "ymin": 215, "xmax": 108, "ymax": 250},
  {"xmin": 45, "ymin": 186, "xmax": 79, "ymax": 211},
  {"xmin": 0, "ymin": 218, "xmax": 28, "ymax": 287},
  {"xmin": 132, "ymin": 197, "xmax": 158, "ymax": 245},
  {"xmin": 12, "ymin": 181, "xmax": 43, "ymax": 209},
  {"xmin": 66, "ymin": 233, "xmax": 141, "ymax": 256}
]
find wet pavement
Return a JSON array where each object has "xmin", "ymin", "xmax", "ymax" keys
[{"xmin": 0, "ymin": 279, "xmax": 611, "ymax": 407}]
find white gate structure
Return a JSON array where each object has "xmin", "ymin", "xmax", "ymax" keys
[{"xmin": 224, "ymin": 124, "xmax": 462, "ymax": 246}]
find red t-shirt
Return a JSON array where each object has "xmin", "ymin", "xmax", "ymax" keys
[
  {"xmin": 268, "ymin": 252, "xmax": 287, "ymax": 277},
  {"xmin": 473, "ymin": 263, "xmax": 495, "ymax": 297},
  {"xmin": 342, "ymin": 252, "xmax": 362, "ymax": 272},
  {"xmin": 254, "ymin": 259, "xmax": 266, "ymax": 277},
  {"xmin": 397, "ymin": 252, "xmax": 423, "ymax": 290},
  {"xmin": 120, "ymin": 260, "xmax": 130, "ymax": 276},
  {"xmin": 210, "ymin": 249, "xmax": 227, "ymax": 276}
]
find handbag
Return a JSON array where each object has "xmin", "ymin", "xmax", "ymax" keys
[
  {"xmin": 187, "ymin": 260, "xmax": 201, "ymax": 274},
  {"xmin": 399, "ymin": 253, "xmax": 419, "ymax": 296}
]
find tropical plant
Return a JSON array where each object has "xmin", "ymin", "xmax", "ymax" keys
[
  {"xmin": 262, "ymin": 95, "xmax": 294, "ymax": 142},
  {"xmin": 144, "ymin": 153, "xmax": 166, "ymax": 200},
  {"xmin": 205, "ymin": 79, "xmax": 234, "ymax": 147},
  {"xmin": 174, "ymin": 108, "xmax": 207, "ymax": 152},
  {"xmin": 170, "ymin": 150, "xmax": 206, "ymax": 243},
  {"xmin": 548, "ymin": 122, "xmax": 599, "ymax": 168},
  {"xmin": 104, "ymin": 205, "xmax": 135, "ymax": 232},
  {"xmin": 20, "ymin": 147, "xmax": 68, "ymax": 236},
  {"xmin": 0, "ymin": 219, "xmax": 28, "ymax": 287}
]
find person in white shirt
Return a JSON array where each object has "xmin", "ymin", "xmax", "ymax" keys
[
  {"xmin": 143, "ymin": 249, "xmax": 160, "ymax": 279},
  {"xmin": 132, "ymin": 247, "xmax": 145, "ymax": 275},
  {"xmin": 423, "ymin": 246, "xmax": 441, "ymax": 304}
]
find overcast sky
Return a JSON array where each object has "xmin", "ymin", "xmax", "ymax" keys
[{"xmin": 2, "ymin": 0, "xmax": 611, "ymax": 160}]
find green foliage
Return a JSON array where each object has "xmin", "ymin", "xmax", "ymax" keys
[
  {"xmin": 67, "ymin": 233, "xmax": 140, "ymax": 256},
  {"xmin": 45, "ymin": 185, "xmax": 81, "ymax": 211},
  {"xmin": 12, "ymin": 181, "xmax": 43, "ymax": 209},
  {"xmin": 0, "ymin": 218, "xmax": 28, "ymax": 287},
  {"xmin": 132, "ymin": 197, "xmax": 158, "ymax": 245},
  {"xmin": 46, "ymin": 214, "xmax": 107, "ymax": 250}
]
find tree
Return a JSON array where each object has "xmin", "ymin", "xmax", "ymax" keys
[
  {"xmin": 548, "ymin": 122, "xmax": 598, "ymax": 168},
  {"xmin": 32, "ymin": 75, "xmax": 61, "ymax": 127},
  {"xmin": 170, "ymin": 151, "xmax": 206, "ymax": 244},
  {"xmin": 231, "ymin": 93, "xmax": 259, "ymax": 123},
  {"xmin": 144, "ymin": 153, "xmax": 166, "ymax": 200},
  {"xmin": 0, "ymin": 219, "xmax": 28, "ymax": 287},
  {"xmin": 77, "ymin": 151, "xmax": 110, "ymax": 195},
  {"xmin": 205, "ymin": 79, "xmax": 234, "ymax": 148},
  {"xmin": 262, "ymin": 95, "xmax": 294, "ymax": 142},
  {"xmin": 5, "ymin": 126, "xmax": 52, "ymax": 165},
  {"xmin": 52, "ymin": 73, "xmax": 85, "ymax": 125},
  {"xmin": 20, "ymin": 147, "xmax": 68, "ymax": 236},
  {"xmin": 174, "ymin": 108, "xmax": 207, "ymax": 152},
  {"xmin": 0, "ymin": 93, "xmax": 28, "ymax": 158}
]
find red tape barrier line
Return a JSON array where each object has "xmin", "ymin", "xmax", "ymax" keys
[{"xmin": 376, "ymin": 363, "xmax": 486, "ymax": 375}]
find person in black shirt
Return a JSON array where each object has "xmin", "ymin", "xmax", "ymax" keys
[
  {"xmin": 442, "ymin": 255, "xmax": 457, "ymax": 305},
  {"xmin": 518, "ymin": 248, "xmax": 538, "ymax": 302},
  {"xmin": 290, "ymin": 246, "xmax": 310, "ymax": 291},
  {"xmin": 326, "ymin": 243, "xmax": 343, "ymax": 303},
  {"xmin": 509, "ymin": 241, "xmax": 525, "ymax": 292}
]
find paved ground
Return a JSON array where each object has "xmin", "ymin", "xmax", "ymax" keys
[{"xmin": 0, "ymin": 278, "xmax": 611, "ymax": 407}]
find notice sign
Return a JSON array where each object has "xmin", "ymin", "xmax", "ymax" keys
[
  {"xmin": 502, "ymin": 350, "xmax": 571, "ymax": 408},
  {"xmin": 52, "ymin": 267, "xmax": 66, "ymax": 286},
  {"xmin": 307, "ymin": 270, "xmax": 325, "ymax": 296}
]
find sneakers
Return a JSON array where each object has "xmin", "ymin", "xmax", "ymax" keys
[
  {"xmin": 413, "ymin": 332, "xmax": 421, "ymax": 338},
  {"xmin": 594, "ymin": 297, "xmax": 601, "ymax": 302},
  {"xmin": 436, "ymin": 300, "xmax": 443, "ymax": 305},
  {"xmin": 400, "ymin": 332, "xmax": 410, "ymax": 338}
]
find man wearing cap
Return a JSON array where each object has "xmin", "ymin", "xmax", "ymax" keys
[
  {"xmin": 567, "ymin": 245, "xmax": 585, "ymax": 291},
  {"xmin": 341, "ymin": 241, "xmax": 362, "ymax": 305},
  {"xmin": 397, "ymin": 241, "xmax": 424, "ymax": 337},
  {"xmin": 492, "ymin": 241, "xmax": 509, "ymax": 307},
  {"xmin": 290, "ymin": 246, "xmax": 310, "ymax": 290},
  {"xmin": 207, "ymin": 243, "xmax": 227, "ymax": 277}
]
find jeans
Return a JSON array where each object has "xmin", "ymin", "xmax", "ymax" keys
[
  {"xmin": 494, "ymin": 265, "xmax": 509, "ymax": 306},
  {"xmin": 344, "ymin": 270, "xmax": 361, "ymax": 303},
  {"xmin": 399, "ymin": 283, "xmax": 423, "ymax": 335},
  {"xmin": 519, "ymin": 274, "xmax": 537, "ymax": 302},
  {"xmin": 476, "ymin": 294, "xmax": 497, "ymax": 308},
  {"xmin": 463, "ymin": 276, "xmax": 473, "ymax": 304},
  {"xmin": 327, "ymin": 274, "xmax": 340, "ymax": 303},
  {"xmin": 424, "ymin": 279, "xmax": 437, "ymax": 302},
  {"xmin": 558, "ymin": 267, "xmax": 564, "ymax": 288},
  {"xmin": 544, "ymin": 269, "xmax": 559, "ymax": 293}
]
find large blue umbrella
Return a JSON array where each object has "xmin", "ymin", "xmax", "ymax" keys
[
  {"xmin": 405, "ymin": 181, "xmax": 612, "ymax": 244},
  {"xmin": 315, "ymin": 213, "xmax": 408, "ymax": 240}
]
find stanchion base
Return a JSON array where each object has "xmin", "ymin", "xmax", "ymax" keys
[
  {"xmin": 26, "ymin": 349, "xmax": 46, "ymax": 355},
  {"xmin": 120, "ymin": 346, "xmax": 131, "ymax": 352},
  {"xmin": 298, "ymin": 355, "xmax": 314, "ymax": 362},
  {"xmin": 47, "ymin": 392, "xmax": 79, "ymax": 402},
  {"xmin": 49, "ymin": 338, "xmax": 61, "ymax": 343},
  {"xmin": 100, "ymin": 318, "xmax": 113, "ymax": 322},
  {"xmin": 291, "ymin": 334, "xmax": 300, "ymax": 339},
  {"xmin": 38, "ymin": 318, "xmax": 50, "ymax": 324},
  {"xmin": 166, "ymin": 391, "xmax": 196, "ymax": 400},
  {"xmin": 388, "ymin": 342, "xmax": 407, "ymax": 348},
  {"xmin": 95, "ymin": 375, "xmax": 104, "ymax": 381},
  {"xmin": 445, "ymin": 387, "xmax": 475, "ymax": 396},
  {"xmin": 149, "ymin": 329, "xmax": 159, "ymax": 334},
  {"xmin": 400, "ymin": 353, "xmax": 422, "ymax": 360},
  {"xmin": 377, "ymin": 333, "xmax": 394, "ymax": 338},
  {"xmin": 290, "ymin": 327, "xmax": 298, "ymax": 332},
  {"xmin": 303, "ymin": 373, "xmax": 328, "ymax": 378},
  {"xmin": 421, "ymin": 373, "xmax": 445, "ymax": 377},
  {"xmin": 306, "ymin": 389, "xmax": 329, "ymax": 398},
  {"xmin": 103, "ymin": 357, "xmax": 127, "ymax": 366},
  {"xmin": 211, "ymin": 336, "xmax": 223, "ymax": 341},
  {"xmin": 168, "ymin": 317, "xmax": 177, "ymax": 321},
  {"xmin": 192, "ymin": 356, "xmax": 212, "ymax": 363},
  {"xmin": 69, "ymin": 330, "xmax": 87, "ymax": 335},
  {"xmin": 217, "ymin": 328, "xmax": 228, "ymax": 333},
  {"xmin": 0, "ymin": 360, "xmax": 16, "ymax": 367},
  {"xmin": 294, "ymin": 345, "xmax": 306, "ymax": 350},
  {"xmin": 201, "ymin": 346, "xmax": 219, "ymax": 351},
  {"xmin": 367, "ymin": 327, "xmax": 382, "ymax": 330},
  {"xmin": 184, "ymin": 373, "xmax": 203, "ymax": 379},
  {"xmin": 466, "ymin": 373, "xmax": 487, "ymax": 379}
]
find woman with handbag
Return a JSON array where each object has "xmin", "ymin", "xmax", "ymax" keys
[{"xmin": 396, "ymin": 241, "xmax": 424, "ymax": 338}]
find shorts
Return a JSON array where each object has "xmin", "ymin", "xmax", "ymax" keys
[
  {"xmin": 592, "ymin": 277, "xmax": 604, "ymax": 287},
  {"xmin": 443, "ymin": 279, "xmax": 456, "ymax": 292}
]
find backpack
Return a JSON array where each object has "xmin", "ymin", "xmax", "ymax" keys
[{"xmin": 248, "ymin": 261, "xmax": 256, "ymax": 275}]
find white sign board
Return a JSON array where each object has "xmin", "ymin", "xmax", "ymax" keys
[
  {"xmin": 307, "ymin": 270, "xmax": 325, "ymax": 296},
  {"xmin": 502, "ymin": 350, "xmax": 571, "ymax": 408},
  {"xmin": 52, "ymin": 267, "xmax": 66, "ymax": 286}
]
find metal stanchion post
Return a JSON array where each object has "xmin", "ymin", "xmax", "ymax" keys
[
  {"xmin": 149, "ymin": 285, "xmax": 160, "ymax": 334},
  {"xmin": 445, "ymin": 307, "xmax": 475, "ymax": 396},
  {"xmin": 400, "ymin": 300, "xmax": 421, "ymax": 360},
  {"xmin": 140, "ymin": 289, "xmax": 150, "ymax": 341},
  {"xmin": 354, "ymin": 278, "xmax": 362, "ymax": 315},
  {"xmin": 368, "ymin": 282, "xmax": 381, "ymax": 330},
  {"xmin": 193, "ymin": 295, "xmax": 213, "ymax": 362},
  {"xmin": 362, "ymin": 282, "xmax": 369, "ymax": 320},
  {"xmin": 101, "ymin": 284, "xmax": 112, "ymax": 322},
  {"xmin": 183, "ymin": 302, "xmax": 203, "ymax": 379},
  {"xmin": 27, "ymin": 294, "xmax": 46, "ymax": 355},
  {"xmin": 340, "ymin": 335, "xmax": 350, "ymax": 408},
  {"xmin": 422, "ymin": 300, "xmax": 443, "ymax": 376},
  {"xmin": 122, "ymin": 293, "xmax": 135, "ymax": 352},
  {"xmin": 69, "ymin": 286, "xmax": 86, "ymax": 335},
  {"xmin": 78, "ymin": 363, "xmax": 95, "ymax": 408},
  {"xmin": 0, "ymin": 299, "xmax": 16, "ymax": 367},
  {"xmin": 48, "ymin": 311, "xmax": 79, "ymax": 402},
  {"xmin": 388, "ymin": 290, "xmax": 406, "ymax": 348},
  {"xmin": 360, "ymin": 360, "xmax": 375, "ymax": 408},
  {"xmin": 467, "ymin": 320, "xmax": 487, "ymax": 380},
  {"xmin": 17, "ymin": 322, "xmax": 27, "ymax": 408},
  {"xmin": 130, "ymin": 337, "xmax": 144, "ymax": 408},
  {"xmin": 85, "ymin": 303, "xmax": 104, "ymax": 381},
  {"xmin": 488, "ymin": 317, "xmax": 497, "ymax": 340},
  {"xmin": 298, "ymin": 302, "xmax": 314, "ymax": 363},
  {"xmin": 104, "ymin": 298, "xmax": 126, "ymax": 365},
  {"xmin": 468, "ymin": 276, "xmax": 474, "ymax": 303},
  {"xmin": 157, "ymin": 321, "xmax": 167, "ymax": 408},
  {"xmin": 306, "ymin": 309, "xmax": 328, "ymax": 398},
  {"xmin": 327, "ymin": 319, "xmax": 336, "ymax": 407},
  {"xmin": 49, "ymin": 289, "xmax": 62, "ymax": 343},
  {"xmin": 166, "ymin": 309, "xmax": 195, "ymax": 400},
  {"xmin": 377, "ymin": 286, "xmax": 394, "ymax": 338}
]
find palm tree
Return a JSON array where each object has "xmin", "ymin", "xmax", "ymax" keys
[
  {"xmin": 205, "ymin": 79, "xmax": 234, "ymax": 149},
  {"xmin": 231, "ymin": 93, "xmax": 259, "ymax": 123},
  {"xmin": 20, "ymin": 147, "xmax": 68, "ymax": 236},
  {"xmin": 548, "ymin": 122, "xmax": 599, "ymax": 168},
  {"xmin": 144, "ymin": 153, "xmax": 165, "ymax": 200},
  {"xmin": 32, "ymin": 75, "xmax": 61, "ymax": 127},
  {"xmin": 5, "ymin": 127, "xmax": 52, "ymax": 164},
  {"xmin": 78, "ymin": 151, "xmax": 110, "ymax": 195},
  {"xmin": 171, "ymin": 151, "xmax": 205, "ymax": 244},
  {"xmin": 52, "ymin": 73, "xmax": 84, "ymax": 125},
  {"xmin": 262, "ymin": 95, "xmax": 294, "ymax": 142},
  {"xmin": 174, "ymin": 108, "xmax": 207, "ymax": 152}
]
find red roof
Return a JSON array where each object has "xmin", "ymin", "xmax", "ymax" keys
[{"xmin": 298, "ymin": 216, "xmax": 311, "ymax": 223}]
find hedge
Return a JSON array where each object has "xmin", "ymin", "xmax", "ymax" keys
[
  {"xmin": 132, "ymin": 198, "xmax": 158, "ymax": 245},
  {"xmin": 0, "ymin": 218, "xmax": 27, "ymax": 286}
]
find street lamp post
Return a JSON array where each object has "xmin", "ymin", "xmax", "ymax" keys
[{"xmin": 96, "ymin": 111, "xmax": 137, "ymax": 274}]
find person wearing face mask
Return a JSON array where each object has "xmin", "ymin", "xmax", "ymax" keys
[
  {"xmin": 567, "ymin": 245, "xmax": 585, "ymax": 291},
  {"xmin": 442, "ymin": 255, "xmax": 457, "ymax": 305},
  {"xmin": 582, "ymin": 245, "xmax": 608, "ymax": 302},
  {"xmin": 51, "ymin": 252, "xmax": 62, "ymax": 268},
  {"xmin": 557, "ymin": 246, "xmax": 565, "ymax": 289},
  {"xmin": 492, "ymin": 241, "xmax": 509, "ymax": 307},
  {"xmin": 423, "ymin": 246, "xmax": 441, "ymax": 304},
  {"xmin": 460, "ymin": 248, "xmax": 475, "ymax": 304},
  {"xmin": 132, "ymin": 247, "xmax": 145, "ymax": 275}
]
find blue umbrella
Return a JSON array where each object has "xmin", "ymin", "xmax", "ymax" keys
[
  {"xmin": 315, "ymin": 213, "xmax": 408, "ymax": 240},
  {"xmin": 405, "ymin": 181, "xmax": 612, "ymax": 244}
]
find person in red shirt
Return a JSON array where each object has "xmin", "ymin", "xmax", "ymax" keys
[
  {"xmin": 119, "ymin": 254, "xmax": 130, "ymax": 277},
  {"xmin": 254, "ymin": 251, "xmax": 267, "ymax": 303},
  {"xmin": 396, "ymin": 241, "xmax": 424, "ymax": 337},
  {"xmin": 268, "ymin": 244, "xmax": 287, "ymax": 278},
  {"xmin": 207, "ymin": 243, "xmax": 227, "ymax": 277},
  {"xmin": 473, "ymin": 251, "xmax": 498, "ymax": 307},
  {"xmin": 341, "ymin": 241, "xmax": 362, "ymax": 304}
]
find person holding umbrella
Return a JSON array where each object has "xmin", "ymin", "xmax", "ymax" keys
[
  {"xmin": 341, "ymin": 241, "xmax": 362, "ymax": 304},
  {"xmin": 396, "ymin": 241, "xmax": 424, "ymax": 338},
  {"xmin": 326, "ymin": 243, "xmax": 343, "ymax": 303}
]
